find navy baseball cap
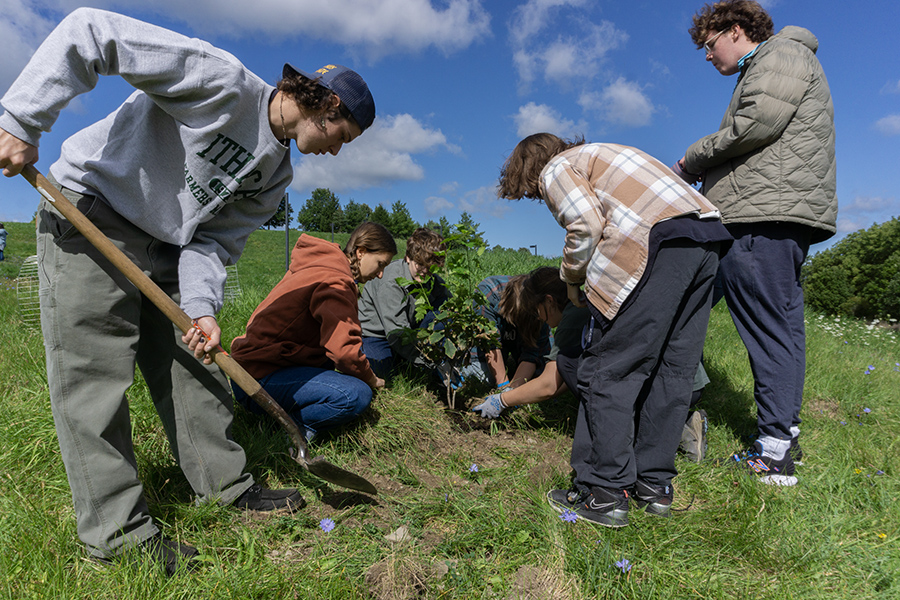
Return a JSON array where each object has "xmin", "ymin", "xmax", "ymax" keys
[{"xmin": 283, "ymin": 63, "xmax": 376, "ymax": 132}]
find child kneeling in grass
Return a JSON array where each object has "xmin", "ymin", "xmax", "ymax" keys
[{"xmin": 231, "ymin": 222, "xmax": 395, "ymax": 441}]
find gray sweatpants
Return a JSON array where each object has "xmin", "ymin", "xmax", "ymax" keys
[{"xmin": 37, "ymin": 184, "xmax": 254, "ymax": 558}]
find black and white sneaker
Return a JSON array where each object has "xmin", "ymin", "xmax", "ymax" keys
[
  {"xmin": 548, "ymin": 486, "xmax": 629, "ymax": 528},
  {"xmin": 730, "ymin": 441, "xmax": 798, "ymax": 486},
  {"xmin": 789, "ymin": 434, "xmax": 803, "ymax": 466},
  {"xmin": 632, "ymin": 480, "xmax": 673, "ymax": 517}
]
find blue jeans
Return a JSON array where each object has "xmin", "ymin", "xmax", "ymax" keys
[
  {"xmin": 236, "ymin": 366, "xmax": 372, "ymax": 439},
  {"xmin": 362, "ymin": 337, "xmax": 395, "ymax": 379}
]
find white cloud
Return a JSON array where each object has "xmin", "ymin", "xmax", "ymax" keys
[
  {"xmin": 512, "ymin": 102, "xmax": 585, "ymax": 138},
  {"xmin": 423, "ymin": 185, "xmax": 510, "ymax": 220},
  {"xmin": 880, "ymin": 79, "xmax": 900, "ymax": 94},
  {"xmin": 291, "ymin": 113, "xmax": 452, "ymax": 192},
  {"xmin": 508, "ymin": 1, "xmax": 627, "ymax": 92},
  {"xmin": 424, "ymin": 195, "xmax": 455, "ymax": 217},
  {"xmin": 579, "ymin": 78, "xmax": 655, "ymax": 127},
  {"xmin": 458, "ymin": 185, "xmax": 510, "ymax": 218},
  {"xmin": 836, "ymin": 195, "xmax": 899, "ymax": 235},
  {"xmin": 874, "ymin": 114, "xmax": 900, "ymax": 136},
  {"xmin": 0, "ymin": 0, "xmax": 59, "ymax": 95},
  {"xmin": 35, "ymin": 0, "xmax": 492, "ymax": 58}
]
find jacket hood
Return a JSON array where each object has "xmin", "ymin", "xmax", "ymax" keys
[
  {"xmin": 289, "ymin": 234, "xmax": 350, "ymax": 275},
  {"xmin": 774, "ymin": 26, "xmax": 818, "ymax": 54}
]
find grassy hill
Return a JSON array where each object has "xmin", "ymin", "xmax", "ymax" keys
[{"xmin": 0, "ymin": 226, "xmax": 897, "ymax": 599}]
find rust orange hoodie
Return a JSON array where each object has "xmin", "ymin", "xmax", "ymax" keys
[{"xmin": 231, "ymin": 234, "xmax": 378, "ymax": 386}]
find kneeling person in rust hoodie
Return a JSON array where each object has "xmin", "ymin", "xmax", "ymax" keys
[{"xmin": 231, "ymin": 222, "xmax": 396, "ymax": 440}]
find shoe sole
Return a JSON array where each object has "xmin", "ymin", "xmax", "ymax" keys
[{"xmin": 758, "ymin": 474, "xmax": 798, "ymax": 486}]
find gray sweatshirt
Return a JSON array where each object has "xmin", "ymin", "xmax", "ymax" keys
[{"xmin": 0, "ymin": 8, "xmax": 292, "ymax": 318}]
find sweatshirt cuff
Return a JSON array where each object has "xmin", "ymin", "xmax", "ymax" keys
[
  {"xmin": 181, "ymin": 298, "xmax": 218, "ymax": 321},
  {"xmin": 0, "ymin": 112, "xmax": 42, "ymax": 147}
]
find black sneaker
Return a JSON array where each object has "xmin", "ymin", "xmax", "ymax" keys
[
  {"xmin": 234, "ymin": 484, "xmax": 305, "ymax": 512},
  {"xmin": 679, "ymin": 409, "xmax": 708, "ymax": 463},
  {"xmin": 632, "ymin": 479, "xmax": 673, "ymax": 517},
  {"xmin": 547, "ymin": 487, "xmax": 588, "ymax": 513},
  {"xmin": 790, "ymin": 435, "xmax": 803, "ymax": 466},
  {"xmin": 548, "ymin": 487, "xmax": 629, "ymax": 527},
  {"xmin": 730, "ymin": 441, "xmax": 798, "ymax": 486},
  {"xmin": 95, "ymin": 533, "xmax": 199, "ymax": 577}
]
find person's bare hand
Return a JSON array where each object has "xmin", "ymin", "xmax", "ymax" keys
[
  {"xmin": 182, "ymin": 316, "xmax": 221, "ymax": 364},
  {"xmin": 0, "ymin": 128, "xmax": 39, "ymax": 177},
  {"xmin": 567, "ymin": 283, "xmax": 586, "ymax": 308}
]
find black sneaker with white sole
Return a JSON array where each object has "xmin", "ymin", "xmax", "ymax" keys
[
  {"xmin": 789, "ymin": 434, "xmax": 803, "ymax": 466},
  {"xmin": 548, "ymin": 486, "xmax": 629, "ymax": 528},
  {"xmin": 730, "ymin": 441, "xmax": 798, "ymax": 486},
  {"xmin": 632, "ymin": 479, "xmax": 673, "ymax": 517}
]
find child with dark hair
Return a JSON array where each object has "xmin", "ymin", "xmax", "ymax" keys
[
  {"xmin": 462, "ymin": 274, "xmax": 551, "ymax": 390},
  {"xmin": 230, "ymin": 222, "xmax": 395, "ymax": 441},
  {"xmin": 499, "ymin": 133, "xmax": 731, "ymax": 527},
  {"xmin": 358, "ymin": 227, "xmax": 451, "ymax": 378}
]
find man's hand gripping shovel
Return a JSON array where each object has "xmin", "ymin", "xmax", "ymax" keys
[{"xmin": 22, "ymin": 165, "xmax": 376, "ymax": 495}]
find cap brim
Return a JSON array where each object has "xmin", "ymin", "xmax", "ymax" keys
[{"xmin": 282, "ymin": 63, "xmax": 322, "ymax": 85}]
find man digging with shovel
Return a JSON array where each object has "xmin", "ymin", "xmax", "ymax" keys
[{"xmin": 0, "ymin": 8, "xmax": 375, "ymax": 576}]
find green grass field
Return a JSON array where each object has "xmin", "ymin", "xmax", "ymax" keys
[{"xmin": 0, "ymin": 225, "xmax": 898, "ymax": 599}]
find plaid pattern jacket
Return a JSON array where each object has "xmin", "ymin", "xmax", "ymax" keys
[{"xmin": 539, "ymin": 143, "xmax": 721, "ymax": 320}]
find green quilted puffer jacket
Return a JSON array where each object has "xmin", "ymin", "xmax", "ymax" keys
[{"xmin": 684, "ymin": 26, "xmax": 837, "ymax": 244}]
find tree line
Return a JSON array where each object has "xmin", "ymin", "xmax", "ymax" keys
[{"xmin": 263, "ymin": 187, "xmax": 483, "ymax": 242}]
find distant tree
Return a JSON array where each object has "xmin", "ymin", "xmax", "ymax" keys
[
  {"xmin": 297, "ymin": 188, "xmax": 343, "ymax": 232},
  {"xmin": 803, "ymin": 217, "xmax": 900, "ymax": 319},
  {"xmin": 262, "ymin": 195, "xmax": 293, "ymax": 229},
  {"xmin": 451, "ymin": 211, "xmax": 485, "ymax": 248},
  {"xmin": 370, "ymin": 204, "xmax": 393, "ymax": 231},
  {"xmin": 422, "ymin": 216, "xmax": 451, "ymax": 238},
  {"xmin": 389, "ymin": 200, "xmax": 418, "ymax": 238},
  {"xmin": 342, "ymin": 200, "xmax": 372, "ymax": 232}
]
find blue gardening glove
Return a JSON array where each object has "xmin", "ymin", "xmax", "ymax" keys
[
  {"xmin": 671, "ymin": 158, "xmax": 701, "ymax": 186},
  {"xmin": 472, "ymin": 393, "xmax": 507, "ymax": 419}
]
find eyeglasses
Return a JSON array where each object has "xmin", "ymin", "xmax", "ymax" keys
[{"xmin": 703, "ymin": 28, "xmax": 730, "ymax": 54}]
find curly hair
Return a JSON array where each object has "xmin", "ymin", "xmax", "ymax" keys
[
  {"xmin": 498, "ymin": 133, "xmax": 585, "ymax": 200},
  {"xmin": 497, "ymin": 274, "xmax": 544, "ymax": 348},
  {"xmin": 405, "ymin": 228, "xmax": 446, "ymax": 270},
  {"xmin": 344, "ymin": 222, "xmax": 397, "ymax": 281},
  {"xmin": 278, "ymin": 71, "xmax": 356, "ymax": 127},
  {"xmin": 689, "ymin": 0, "xmax": 774, "ymax": 47}
]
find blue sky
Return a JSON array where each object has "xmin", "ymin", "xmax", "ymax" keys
[{"xmin": 1, "ymin": 0, "xmax": 897, "ymax": 258}]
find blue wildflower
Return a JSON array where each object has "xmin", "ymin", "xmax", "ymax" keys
[
  {"xmin": 560, "ymin": 509, "xmax": 577, "ymax": 523},
  {"xmin": 615, "ymin": 559, "xmax": 632, "ymax": 574},
  {"xmin": 840, "ymin": 421, "xmax": 847, "ymax": 425},
  {"xmin": 319, "ymin": 518, "xmax": 336, "ymax": 533},
  {"xmin": 469, "ymin": 463, "xmax": 479, "ymax": 473},
  {"xmin": 863, "ymin": 407, "xmax": 871, "ymax": 413}
]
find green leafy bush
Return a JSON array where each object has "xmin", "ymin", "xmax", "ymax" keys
[
  {"xmin": 803, "ymin": 218, "xmax": 900, "ymax": 319},
  {"xmin": 398, "ymin": 222, "xmax": 499, "ymax": 407}
]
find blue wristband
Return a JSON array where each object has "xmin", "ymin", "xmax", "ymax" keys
[{"xmin": 497, "ymin": 380, "xmax": 510, "ymax": 389}]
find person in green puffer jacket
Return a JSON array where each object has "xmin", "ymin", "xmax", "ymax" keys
[{"xmin": 674, "ymin": 0, "xmax": 836, "ymax": 486}]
